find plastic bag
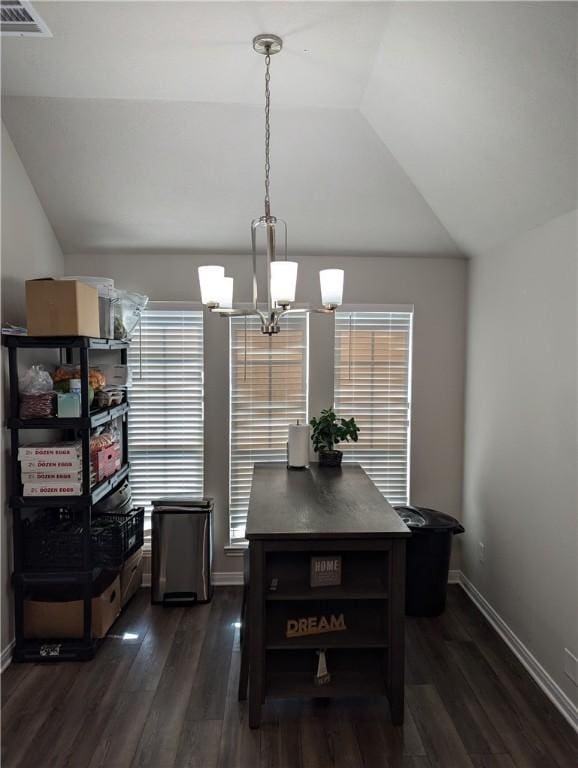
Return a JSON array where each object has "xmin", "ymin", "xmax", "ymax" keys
[
  {"xmin": 90, "ymin": 424, "xmax": 120, "ymax": 455},
  {"xmin": 114, "ymin": 291, "xmax": 149, "ymax": 340},
  {"xmin": 53, "ymin": 364, "xmax": 106, "ymax": 391},
  {"xmin": 19, "ymin": 366, "xmax": 55, "ymax": 418},
  {"xmin": 90, "ymin": 430, "xmax": 114, "ymax": 455},
  {"xmin": 19, "ymin": 365, "xmax": 53, "ymax": 395},
  {"xmin": 105, "ymin": 423, "xmax": 121, "ymax": 446}
]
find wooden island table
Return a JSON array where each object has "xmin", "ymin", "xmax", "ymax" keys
[{"xmin": 243, "ymin": 462, "xmax": 411, "ymax": 728}]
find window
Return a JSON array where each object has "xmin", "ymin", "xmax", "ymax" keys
[
  {"xmin": 128, "ymin": 305, "xmax": 204, "ymax": 524},
  {"xmin": 334, "ymin": 309, "xmax": 413, "ymax": 505},
  {"xmin": 229, "ymin": 313, "xmax": 308, "ymax": 543}
]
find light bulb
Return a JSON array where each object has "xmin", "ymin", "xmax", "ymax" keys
[
  {"xmin": 320, "ymin": 269, "xmax": 344, "ymax": 308},
  {"xmin": 218, "ymin": 276, "xmax": 234, "ymax": 309},
  {"xmin": 270, "ymin": 261, "xmax": 298, "ymax": 305},
  {"xmin": 198, "ymin": 266, "xmax": 225, "ymax": 306}
]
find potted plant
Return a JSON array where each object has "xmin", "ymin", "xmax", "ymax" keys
[{"xmin": 310, "ymin": 408, "xmax": 360, "ymax": 467}]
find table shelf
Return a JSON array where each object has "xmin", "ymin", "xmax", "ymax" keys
[
  {"xmin": 7, "ymin": 402, "xmax": 129, "ymax": 430},
  {"xmin": 266, "ymin": 636, "xmax": 389, "ymax": 651},
  {"xmin": 2, "ymin": 335, "xmax": 129, "ymax": 350},
  {"xmin": 13, "ymin": 639, "xmax": 100, "ymax": 663},
  {"xmin": 266, "ymin": 647, "xmax": 387, "ymax": 697},
  {"xmin": 14, "ymin": 569, "xmax": 101, "ymax": 584},
  {"xmin": 266, "ymin": 586, "xmax": 389, "ymax": 602}
]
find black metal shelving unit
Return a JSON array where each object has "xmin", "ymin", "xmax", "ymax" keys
[{"xmin": 3, "ymin": 334, "xmax": 130, "ymax": 662}]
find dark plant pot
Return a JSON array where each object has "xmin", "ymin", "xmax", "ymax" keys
[{"xmin": 319, "ymin": 449, "xmax": 343, "ymax": 468}]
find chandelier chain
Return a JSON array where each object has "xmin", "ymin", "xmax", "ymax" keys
[{"xmin": 264, "ymin": 51, "xmax": 271, "ymax": 218}]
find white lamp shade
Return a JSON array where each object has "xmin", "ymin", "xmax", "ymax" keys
[
  {"xmin": 270, "ymin": 261, "xmax": 298, "ymax": 305},
  {"xmin": 198, "ymin": 265, "xmax": 225, "ymax": 305},
  {"xmin": 219, "ymin": 276, "xmax": 234, "ymax": 309},
  {"xmin": 320, "ymin": 269, "xmax": 344, "ymax": 307}
]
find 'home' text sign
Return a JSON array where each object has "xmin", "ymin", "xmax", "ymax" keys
[{"xmin": 310, "ymin": 555, "xmax": 342, "ymax": 587}]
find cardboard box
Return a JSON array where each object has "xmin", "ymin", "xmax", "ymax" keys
[
  {"xmin": 21, "ymin": 470, "xmax": 83, "ymax": 483},
  {"xmin": 120, "ymin": 548, "xmax": 143, "ymax": 607},
  {"xmin": 20, "ymin": 457, "xmax": 82, "ymax": 472},
  {"xmin": 92, "ymin": 443, "xmax": 121, "ymax": 483},
  {"xmin": 23, "ymin": 575, "xmax": 121, "ymax": 639},
  {"xmin": 23, "ymin": 482, "xmax": 82, "ymax": 496},
  {"xmin": 18, "ymin": 441, "xmax": 82, "ymax": 461},
  {"xmin": 94, "ymin": 364, "xmax": 130, "ymax": 387},
  {"xmin": 26, "ymin": 279, "xmax": 100, "ymax": 337}
]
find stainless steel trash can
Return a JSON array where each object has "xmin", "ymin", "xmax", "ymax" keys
[{"xmin": 151, "ymin": 497, "xmax": 213, "ymax": 604}]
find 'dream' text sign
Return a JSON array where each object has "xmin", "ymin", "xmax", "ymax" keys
[{"xmin": 286, "ymin": 613, "xmax": 347, "ymax": 638}]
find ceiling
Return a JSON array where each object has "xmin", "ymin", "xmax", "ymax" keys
[
  {"xmin": 1, "ymin": 1, "xmax": 576, "ymax": 258},
  {"xmin": 362, "ymin": 1, "xmax": 578, "ymax": 254},
  {"xmin": 1, "ymin": 1, "xmax": 391, "ymax": 108}
]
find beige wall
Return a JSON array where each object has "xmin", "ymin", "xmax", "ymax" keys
[
  {"xmin": 462, "ymin": 209, "xmax": 578, "ymax": 705},
  {"xmin": 1, "ymin": 123, "xmax": 64, "ymax": 657},
  {"xmin": 64, "ymin": 251, "xmax": 468, "ymax": 576}
]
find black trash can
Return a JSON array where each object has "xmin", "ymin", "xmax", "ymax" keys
[{"xmin": 395, "ymin": 505, "xmax": 464, "ymax": 617}]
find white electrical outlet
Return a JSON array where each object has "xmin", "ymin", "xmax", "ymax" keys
[
  {"xmin": 564, "ymin": 648, "xmax": 578, "ymax": 685},
  {"xmin": 479, "ymin": 542, "xmax": 485, "ymax": 563}
]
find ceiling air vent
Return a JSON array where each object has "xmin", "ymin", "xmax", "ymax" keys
[{"xmin": 1, "ymin": 0, "xmax": 51, "ymax": 37}]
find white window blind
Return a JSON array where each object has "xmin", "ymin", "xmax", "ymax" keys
[
  {"xmin": 128, "ymin": 307, "xmax": 204, "ymax": 522},
  {"xmin": 229, "ymin": 313, "xmax": 308, "ymax": 543},
  {"xmin": 334, "ymin": 310, "xmax": 412, "ymax": 505}
]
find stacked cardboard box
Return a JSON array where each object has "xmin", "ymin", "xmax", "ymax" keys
[
  {"xmin": 18, "ymin": 441, "xmax": 85, "ymax": 496},
  {"xmin": 23, "ymin": 572, "xmax": 121, "ymax": 639},
  {"xmin": 120, "ymin": 548, "xmax": 144, "ymax": 607},
  {"xmin": 25, "ymin": 279, "xmax": 100, "ymax": 338}
]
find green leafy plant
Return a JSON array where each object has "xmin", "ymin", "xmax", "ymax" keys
[{"xmin": 310, "ymin": 408, "xmax": 360, "ymax": 453}]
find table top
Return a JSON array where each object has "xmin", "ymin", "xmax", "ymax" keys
[{"xmin": 245, "ymin": 462, "xmax": 411, "ymax": 540}]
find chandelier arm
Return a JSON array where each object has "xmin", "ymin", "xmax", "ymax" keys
[
  {"xmin": 311, "ymin": 307, "xmax": 338, "ymax": 315},
  {"xmin": 251, "ymin": 218, "xmax": 259, "ymax": 309},
  {"xmin": 265, "ymin": 220, "xmax": 275, "ymax": 317},
  {"xmin": 211, "ymin": 308, "xmax": 258, "ymax": 317}
]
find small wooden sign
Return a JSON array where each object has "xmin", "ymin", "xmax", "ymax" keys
[
  {"xmin": 314, "ymin": 650, "xmax": 331, "ymax": 686},
  {"xmin": 286, "ymin": 613, "xmax": 347, "ymax": 638},
  {"xmin": 310, "ymin": 555, "xmax": 342, "ymax": 588}
]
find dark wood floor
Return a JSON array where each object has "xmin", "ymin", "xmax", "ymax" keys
[{"xmin": 2, "ymin": 586, "xmax": 576, "ymax": 768}]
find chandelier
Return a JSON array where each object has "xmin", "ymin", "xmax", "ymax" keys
[{"xmin": 197, "ymin": 34, "xmax": 345, "ymax": 335}]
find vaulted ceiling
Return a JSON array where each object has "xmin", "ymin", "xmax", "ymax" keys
[{"xmin": 2, "ymin": 1, "xmax": 576, "ymax": 258}]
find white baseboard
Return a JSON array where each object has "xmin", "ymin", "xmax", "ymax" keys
[
  {"xmin": 212, "ymin": 571, "xmax": 244, "ymax": 586},
  {"xmin": 140, "ymin": 571, "xmax": 243, "ymax": 588},
  {"xmin": 459, "ymin": 571, "xmax": 578, "ymax": 732},
  {"xmin": 1, "ymin": 640, "xmax": 15, "ymax": 673},
  {"xmin": 447, "ymin": 569, "xmax": 461, "ymax": 584}
]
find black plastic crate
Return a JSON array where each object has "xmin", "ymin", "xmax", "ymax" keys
[
  {"xmin": 22, "ymin": 511, "xmax": 84, "ymax": 570},
  {"xmin": 93, "ymin": 507, "xmax": 144, "ymax": 567},
  {"xmin": 22, "ymin": 507, "xmax": 144, "ymax": 570}
]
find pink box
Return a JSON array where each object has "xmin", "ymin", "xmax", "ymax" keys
[{"xmin": 92, "ymin": 444, "xmax": 121, "ymax": 483}]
